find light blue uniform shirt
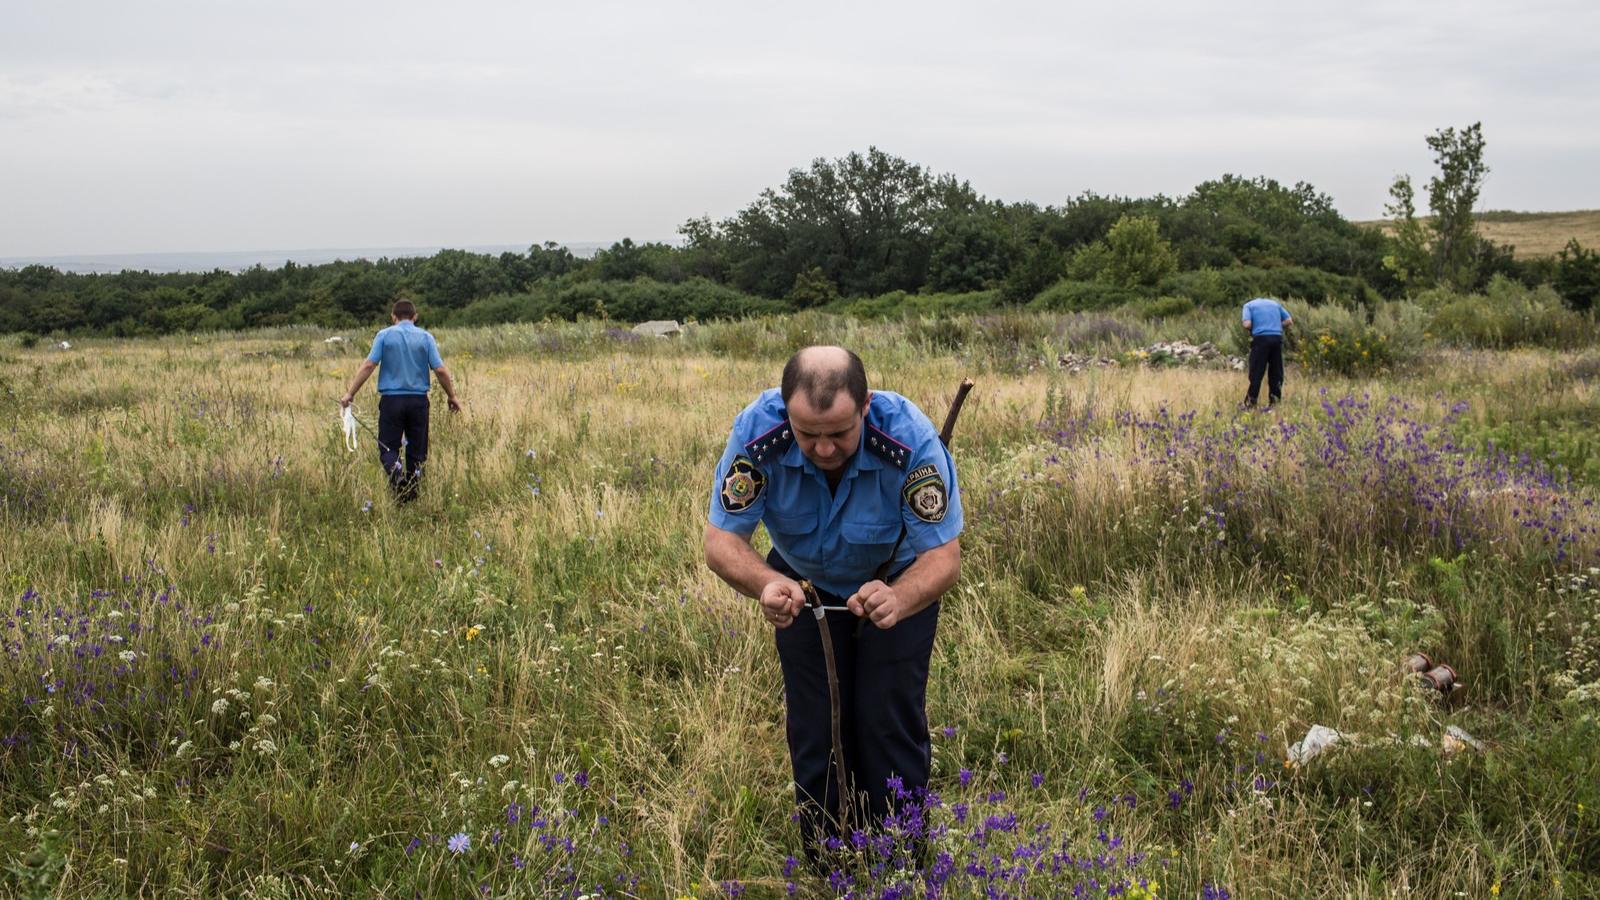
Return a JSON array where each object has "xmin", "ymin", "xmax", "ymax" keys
[
  {"xmin": 708, "ymin": 389, "xmax": 964, "ymax": 598},
  {"xmin": 1242, "ymin": 297, "xmax": 1291, "ymax": 336},
  {"xmin": 367, "ymin": 321, "xmax": 444, "ymax": 396}
]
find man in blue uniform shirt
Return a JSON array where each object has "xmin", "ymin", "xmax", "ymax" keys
[
  {"xmin": 1242, "ymin": 295, "xmax": 1292, "ymax": 407},
  {"xmin": 704, "ymin": 346, "xmax": 963, "ymax": 851},
  {"xmin": 340, "ymin": 297, "xmax": 461, "ymax": 503}
]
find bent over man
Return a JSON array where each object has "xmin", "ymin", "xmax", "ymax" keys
[
  {"xmin": 340, "ymin": 297, "xmax": 461, "ymax": 502},
  {"xmin": 1242, "ymin": 294, "xmax": 1292, "ymax": 407},
  {"xmin": 703, "ymin": 346, "xmax": 963, "ymax": 851}
]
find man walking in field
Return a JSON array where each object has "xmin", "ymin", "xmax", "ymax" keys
[
  {"xmin": 1242, "ymin": 295, "xmax": 1292, "ymax": 407},
  {"xmin": 703, "ymin": 346, "xmax": 963, "ymax": 856},
  {"xmin": 339, "ymin": 297, "xmax": 461, "ymax": 503}
]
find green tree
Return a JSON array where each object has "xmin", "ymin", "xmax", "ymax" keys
[
  {"xmin": 1382, "ymin": 174, "xmax": 1433, "ymax": 289},
  {"xmin": 787, "ymin": 266, "xmax": 840, "ymax": 307},
  {"xmin": 1000, "ymin": 239, "xmax": 1066, "ymax": 304},
  {"xmin": 1099, "ymin": 214, "xmax": 1177, "ymax": 288},
  {"xmin": 687, "ymin": 147, "xmax": 982, "ymax": 298},
  {"xmin": 1424, "ymin": 122, "xmax": 1489, "ymax": 290},
  {"xmin": 1554, "ymin": 239, "xmax": 1600, "ymax": 312}
]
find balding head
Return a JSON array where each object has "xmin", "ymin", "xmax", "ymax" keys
[{"xmin": 781, "ymin": 346, "xmax": 869, "ymax": 413}]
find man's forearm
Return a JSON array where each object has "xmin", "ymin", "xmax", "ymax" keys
[
  {"xmin": 704, "ymin": 524, "xmax": 784, "ymax": 599},
  {"xmin": 435, "ymin": 366, "xmax": 458, "ymax": 400},
  {"xmin": 345, "ymin": 361, "xmax": 376, "ymax": 398},
  {"xmin": 887, "ymin": 539, "xmax": 960, "ymax": 617}
]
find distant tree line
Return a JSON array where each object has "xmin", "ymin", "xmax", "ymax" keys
[{"xmin": 4, "ymin": 138, "xmax": 1597, "ymax": 338}]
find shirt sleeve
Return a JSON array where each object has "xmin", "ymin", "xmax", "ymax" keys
[
  {"xmin": 1241, "ymin": 303, "xmax": 1251, "ymax": 325},
  {"xmin": 707, "ymin": 410, "xmax": 766, "ymax": 535},
  {"xmin": 366, "ymin": 331, "xmax": 385, "ymax": 363},
  {"xmin": 427, "ymin": 334, "xmax": 444, "ymax": 369},
  {"xmin": 1279, "ymin": 304, "xmax": 1291, "ymax": 323},
  {"xmin": 900, "ymin": 434, "xmax": 963, "ymax": 553}
]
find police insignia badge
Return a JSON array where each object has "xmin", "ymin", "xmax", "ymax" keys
[
  {"xmin": 902, "ymin": 464, "xmax": 947, "ymax": 523},
  {"xmin": 719, "ymin": 456, "xmax": 765, "ymax": 512}
]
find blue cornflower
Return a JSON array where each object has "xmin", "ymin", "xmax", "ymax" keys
[{"xmin": 448, "ymin": 832, "xmax": 470, "ymax": 854}]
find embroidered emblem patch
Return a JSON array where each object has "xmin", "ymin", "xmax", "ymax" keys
[
  {"xmin": 902, "ymin": 464, "xmax": 947, "ymax": 523},
  {"xmin": 720, "ymin": 456, "xmax": 766, "ymax": 512}
]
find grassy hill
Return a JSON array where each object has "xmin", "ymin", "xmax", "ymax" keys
[{"xmin": 1362, "ymin": 209, "xmax": 1600, "ymax": 258}]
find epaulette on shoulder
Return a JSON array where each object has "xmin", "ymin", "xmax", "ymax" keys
[
  {"xmin": 744, "ymin": 420, "xmax": 794, "ymax": 465},
  {"xmin": 865, "ymin": 423, "xmax": 911, "ymax": 470}
]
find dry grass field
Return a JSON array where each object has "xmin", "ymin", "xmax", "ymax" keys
[{"xmin": 1, "ymin": 314, "xmax": 1597, "ymax": 898}]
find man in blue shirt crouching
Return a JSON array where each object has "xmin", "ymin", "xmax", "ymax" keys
[
  {"xmin": 704, "ymin": 346, "xmax": 963, "ymax": 855},
  {"xmin": 1242, "ymin": 295, "xmax": 1292, "ymax": 407},
  {"xmin": 340, "ymin": 297, "xmax": 461, "ymax": 503}
]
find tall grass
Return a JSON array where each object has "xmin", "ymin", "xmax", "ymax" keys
[{"xmin": 1, "ymin": 319, "xmax": 1597, "ymax": 897}]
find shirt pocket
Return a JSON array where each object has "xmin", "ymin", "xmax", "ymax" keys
[
  {"xmin": 840, "ymin": 520, "xmax": 901, "ymax": 547},
  {"xmin": 767, "ymin": 511, "xmax": 819, "ymax": 540}
]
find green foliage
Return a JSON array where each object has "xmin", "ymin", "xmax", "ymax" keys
[
  {"xmin": 927, "ymin": 211, "xmax": 1017, "ymax": 292},
  {"xmin": 1000, "ymin": 239, "xmax": 1068, "ymax": 303},
  {"xmin": 1294, "ymin": 304, "xmax": 1413, "ymax": 376},
  {"xmin": 1098, "ymin": 214, "xmax": 1177, "ymax": 289},
  {"xmin": 1422, "ymin": 276, "xmax": 1596, "ymax": 349},
  {"xmin": 1132, "ymin": 295, "xmax": 1196, "ymax": 320},
  {"xmin": 1028, "ymin": 279, "xmax": 1141, "ymax": 312},
  {"xmin": 1159, "ymin": 265, "xmax": 1375, "ymax": 309},
  {"xmin": 686, "ymin": 146, "xmax": 983, "ymax": 299},
  {"xmin": 1426, "ymin": 122, "xmax": 1490, "ymax": 291},
  {"xmin": 827, "ymin": 289, "xmax": 999, "ymax": 320},
  {"xmin": 786, "ymin": 265, "xmax": 840, "ymax": 308},
  {"xmin": 1555, "ymin": 239, "xmax": 1600, "ymax": 312},
  {"xmin": 1383, "ymin": 174, "xmax": 1434, "ymax": 290}
]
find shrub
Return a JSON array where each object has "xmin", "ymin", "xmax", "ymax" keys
[
  {"xmin": 1133, "ymin": 295, "xmax": 1196, "ymax": 320},
  {"xmin": 1159, "ymin": 266, "xmax": 1375, "ymax": 309},
  {"xmin": 1423, "ymin": 276, "xmax": 1596, "ymax": 349},
  {"xmin": 1029, "ymin": 279, "xmax": 1141, "ymax": 312},
  {"xmin": 1055, "ymin": 314, "xmax": 1149, "ymax": 351},
  {"xmin": 1299, "ymin": 301, "xmax": 1427, "ymax": 371},
  {"xmin": 830, "ymin": 290, "xmax": 1000, "ymax": 320}
]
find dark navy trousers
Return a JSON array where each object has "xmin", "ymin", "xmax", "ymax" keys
[
  {"xmin": 767, "ymin": 549, "xmax": 938, "ymax": 848},
  {"xmin": 377, "ymin": 394, "xmax": 429, "ymax": 502},
  {"xmin": 1246, "ymin": 333, "xmax": 1285, "ymax": 406}
]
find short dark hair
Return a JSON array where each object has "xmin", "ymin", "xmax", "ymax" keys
[
  {"xmin": 781, "ymin": 347, "xmax": 868, "ymax": 411},
  {"xmin": 392, "ymin": 299, "xmax": 417, "ymax": 320}
]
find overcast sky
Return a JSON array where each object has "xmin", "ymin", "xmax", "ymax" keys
[{"xmin": 3, "ymin": 0, "xmax": 1597, "ymax": 257}]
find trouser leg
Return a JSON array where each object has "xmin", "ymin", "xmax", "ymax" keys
[
  {"xmin": 1266, "ymin": 337, "xmax": 1284, "ymax": 404},
  {"xmin": 399, "ymin": 396, "xmax": 430, "ymax": 503},
  {"xmin": 773, "ymin": 589, "xmax": 860, "ymax": 854},
  {"xmin": 1245, "ymin": 337, "xmax": 1270, "ymax": 405},
  {"xmin": 853, "ymin": 600, "xmax": 939, "ymax": 829},
  {"xmin": 376, "ymin": 395, "xmax": 406, "ymax": 488}
]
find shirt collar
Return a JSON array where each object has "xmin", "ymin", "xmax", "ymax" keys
[{"xmin": 779, "ymin": 423, "xmax": 880, "ymax": 473}]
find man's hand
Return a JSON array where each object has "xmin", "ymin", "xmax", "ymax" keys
[
  {"xmin": 447, "ymin": 397, "xmax": 462, "ymax": 413},
  {"xmin": 339, "ymin": 393, "xmax": 354, "ymax": 409},
  {"xmin": 848, "ymin": 580, "xmax": 909, "ymax": 629},
  {"xmin": 759, "ymin": 578, "xmax": 807, "ymax": 629}
]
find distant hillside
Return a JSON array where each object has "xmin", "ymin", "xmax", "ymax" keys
[{"xmin": 1360, "ymin": 210, "xmax": 1600, "ymax": 258}]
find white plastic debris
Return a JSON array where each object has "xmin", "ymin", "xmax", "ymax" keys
[
  {"xmin": 341, "ymin": 406, "xmax": 359, "ymax": 451},
  {"xmin": 55, "ymin": 340, "xmax": 72, "ymax": 350},
  {"xmin": 1440, "ymin": 725, "xmax": 1485, "ymax": 756},
  {"xmin": 1287, "ymin": 724, "xmax": 1345, "ymax": 765},
  {"xmin": 324, "ymin": 335, "xmax": 346, "ymax": 344}
]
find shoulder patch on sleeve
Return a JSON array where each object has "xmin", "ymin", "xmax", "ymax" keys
[
  {"xmin": 719, "ymin": 455, "xmax": 766, "ymax": 512},
  {"xmin": 902, "ymin": 463, "xmax": 948, "ymax": 523},
  {"xmin": 743, "ymin": 420, "xmax": 793, "ymax": 465},
  {"xmin": 865, "ymin": 424, "xmax": 911, "ymax": 469}
]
